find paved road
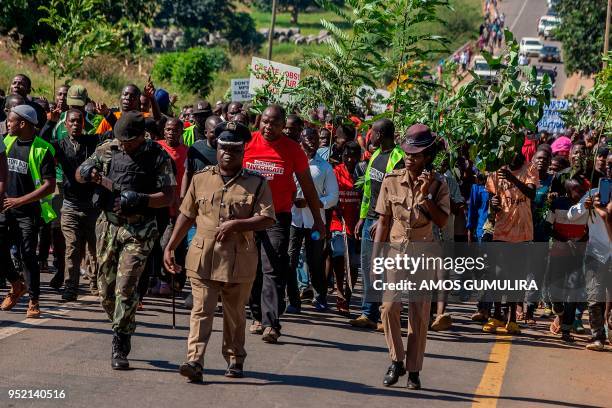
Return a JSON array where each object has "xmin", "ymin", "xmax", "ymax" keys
[
  {"xmin": 499, "ymin": 0, "xmax": 567, "ymax": 97},
  {"xmin": 0, "ymin": 272, "xmax": 610, "ymax": 408}
]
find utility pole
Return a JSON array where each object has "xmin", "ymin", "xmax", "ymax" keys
[
  {"xmin": 604, "ymin": 0, "xmax": 611, "ymax": 67},
  {"xmin": 267, "ymin": 0, "xmax": 278, "ymax": 61}
]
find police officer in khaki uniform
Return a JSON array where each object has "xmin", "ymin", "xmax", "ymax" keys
[
  {"xmin": 164, "ymin": 121, "xmax": 275, "ymax": 383},
  {"xmin": 373, "ymin": 124, "xmax": 450, "ymax": 389}
]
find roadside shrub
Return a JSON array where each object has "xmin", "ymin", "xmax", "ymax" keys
[
  {"xmin": 152, "ymin": 52, "xmax": 180, "ymax": 82},
  {"xmin": 171, "ymin": 48, "xmax": 223, "ymax": 97},
  {"xmin": 151, "ymin": 47, "xmax": 229, "ymax": 98}
]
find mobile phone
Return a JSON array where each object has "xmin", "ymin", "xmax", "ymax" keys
[
  {"xmin": 425, "ymin": 163, "xmax": 434, "ymax": 172},
  {"xmin": 599, "ymin": 178, "xmax": 611, "ymax": 206}
]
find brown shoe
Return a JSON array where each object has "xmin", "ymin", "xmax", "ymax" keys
[
  {"xmin": 261, "ymin": 327, "xmax": 280, "ymax": 343},
  {"xmin": 26, "ymin": 300, "xmax": 41, "ymax": 318},
  {"xmin": 431, "ymin": 314, "xmax": 453, "ymax": 331},
  {"xmin": 376, "ymin": 322, "xmax": 385, "ymax": 333},
  {"xmin": 348, "ymin": 315, "xmax": 378, "ymax": 330},
  {"xmin": 1, "ymin": 280, "xmax": 27, "ymax": 311}
]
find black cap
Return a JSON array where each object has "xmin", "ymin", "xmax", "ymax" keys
[
  {"xmin": 114, "ymin": 110, "xmax": 145, "ymax": 141},
  {"xmin": 192, "ymin": 100, "xmax": 212, "ymax": 115},
  {"xmin": 215, "ymin": 121, "xmax": 252, "ymax": 146}
]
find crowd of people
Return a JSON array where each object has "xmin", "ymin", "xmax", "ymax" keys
[{"xmin": 0, "ymin": 73, "xmax": 610, "ymax": 388}]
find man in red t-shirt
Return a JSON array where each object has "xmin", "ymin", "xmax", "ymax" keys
[
  {"xmin": 243, "ymin": 104, "xmax": 325, "ymax": 343},
  {"xmin": 329, "ymin": 142, "xmax": 362, "ymax": 314},
  {"xmin": 139, "ymin": 117, "xmax": 189, "ymax": 301}
]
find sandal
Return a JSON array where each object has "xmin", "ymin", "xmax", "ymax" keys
[{"xmin": 549, "ymin": 316, "xmax": 561, "ymax": 335}]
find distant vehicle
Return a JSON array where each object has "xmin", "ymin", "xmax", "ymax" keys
[
  {"xmin": 520, "ymin": 37, "xmax": 543, "ymax": 57},
  {"xmin": 547, "ymin": 0, "xmax": 559, "ymax": 8},
  {"xmin": 538, "ymin": 16, "xmax": 561, "ymax": 39},
  {"xmin": 539, "ymin": 45, "xmax": 561, "ymax": 63},
  {"xmin": 536, "ymin": 66, "xmax": 558, "ymax": 84},
  {"xmin": 472, "ymin": 56, "xmax": 498, "ymax": 84},
  {"xmin": 546, "ymin": 6, "xmax": 558, "ymax": 16}
]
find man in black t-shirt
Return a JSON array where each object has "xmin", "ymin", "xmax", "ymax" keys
[
  {"xmin": 0, "ymin": 105, "xmax": 56, "ymax": 318},
  {"xmin": 180, "ymin": 115, "xmax": 222, "ymax": 198},
  {"xmin": 52, "ymin": 109, "xmax": 101, "ymax": 302},
  {"xmin": 9, "ymin": 74, "xmax": 47, "ymax": 129}
]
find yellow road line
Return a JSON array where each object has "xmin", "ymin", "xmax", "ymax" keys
[{"xmin": 472, "ymin": 336, "xmax": 512, "ymax": 407}]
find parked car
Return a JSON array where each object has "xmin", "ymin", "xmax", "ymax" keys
[
  {"xmin": 472, "ymin": 56, "xmax": 498, "ymax": 84},
  {"xmin": 536, "ymin": 66, "xmax": 558, "ymax": 84},
  {"xmin": 547, "ymin": 0, "xmax": 559, "ymax": 8},
  {"xmin": 520, "ymin": 37, "xmax": 543, "ymax": 57},
  {"xmin": 538, "ymin": 45, "xmax": 561, "ymax": 63},
  {"xmin": 538, "ymin": 16, "xmax": 561, "ymax": 39}
]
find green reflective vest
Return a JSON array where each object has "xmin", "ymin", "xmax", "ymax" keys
[
  {"xmin": 182, "ymin": 125, "xmax": 196, "ymax": 147},
  {"xmin": 359, "ymin": 146, "xmax": 406, "ymax": 219},
  {"xmin": 4, "ymin": 135, "xmax": 57, "ymax": 223}
]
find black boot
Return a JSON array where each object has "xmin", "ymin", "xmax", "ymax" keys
[
  {"xmin": 225, "ymin": 363, "xmax": 244, "ymax": 378},
  {"xmin": 179, "ymin": 361, "xmax": 203, "ymax": 382},
  {"xmin": 407, "ymin": 371, "xmax": 421, "ymax": 390},
  {"xmin": 111, "ymin": 333, "xmax": 129, "ymax": 370},
  {"xmin": 383, "ymin": 361, "xmax": 406, "ymax": 386},
  {"xmin": 120, "ymin": 332, "xmax": 131, "ymax": 356}
]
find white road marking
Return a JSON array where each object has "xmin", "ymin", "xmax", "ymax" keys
[
  {"xmin": 510, "ymin": 0, "xmax": 529, "ymax": 31},
  {"xmin": 0, "ymin": 295, "xmax": 98, "ymax": 341}
]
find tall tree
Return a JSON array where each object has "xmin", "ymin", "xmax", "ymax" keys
[
  {"xmin": 155, "ymin": 0, "xmax": 235, "ymax": 31},
  {"xmin": 556, "ymin": 0, "xmax": 607, "ymax": 76},
  {"xmin": 35, "ymin": 0, "xmax": 117, "ymax": 91},
  {"xmin": 0, "ymin": 0, "xmax": 156, "ymax": 52}
]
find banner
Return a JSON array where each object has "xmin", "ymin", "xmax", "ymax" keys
[
  {"xmin": 356, "ymin": 85, "xmax": 390, "ymax": 114},
  {"xmin": 231, "ymin": 78, "xmax": 253, "ymax": 102},
  {"xmin": 249, "ymin": 57, "xmax": 301, "ymax": 102},
  {"xmin": 529, "ymin": 98, "xmax": 569, "ymax": 134}
]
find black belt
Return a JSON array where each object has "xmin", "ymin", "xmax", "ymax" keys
[{"xmin": 104, "ymin": 211, "xmax": 152, "ymax": 226}]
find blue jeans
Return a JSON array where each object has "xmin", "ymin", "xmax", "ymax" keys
[{"xmin": 360, "ymin": 218, "xmax": 380, "ymax": 322}]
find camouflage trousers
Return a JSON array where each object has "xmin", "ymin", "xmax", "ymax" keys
[{"xmin": 96, "ymin": 214, "xmax": 158, "ymax": 335}]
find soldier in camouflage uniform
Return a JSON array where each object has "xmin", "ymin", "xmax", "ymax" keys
[{"xmin": 76, "ymin": 111, "xmax": 176, "ymax": 370}]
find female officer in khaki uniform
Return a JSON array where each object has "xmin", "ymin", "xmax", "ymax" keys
[
  {"xmin": 164, "ymin": 121, "xmax": 276, "ymax": 382},
  {"xmin": 373, "ymin": 124, "xmax": 450, "ymax": 389}
]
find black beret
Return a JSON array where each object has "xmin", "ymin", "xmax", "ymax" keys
[
  {"xmin": 114, "ymin": 110, "xmax": 145, "ymax": 141},
  {"xmin": 215, "ymin": 121, "xmax": 252, "ymax": 146}
]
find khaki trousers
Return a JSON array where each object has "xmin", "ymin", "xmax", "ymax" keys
[
  {"xmin": 381, "ymin": 301, "xmax": 431, "ymax": 372},
  {"xmin": 187, "ymin": 276, "xmax": 254, "ymax": 366}
]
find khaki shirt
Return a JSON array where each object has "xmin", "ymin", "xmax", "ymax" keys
[
  {"xmin": 375, "ymin": 169, "xmax": 450, "ymax": 243},
  {"xmin": 180, "ymin": 166, "xmax": 275, "ymax": 282}
]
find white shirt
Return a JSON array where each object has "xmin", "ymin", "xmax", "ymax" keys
[
  {"xmin": 291, "ymin": 153, "xmax": 339, "ymax": 228},
  {"xmin": 567, "ymin": 188, "xmax": 611, "ymax": 263}
]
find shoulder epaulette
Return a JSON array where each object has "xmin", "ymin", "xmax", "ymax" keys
[
  {"xmin": 388, "ymin": 168, "xmax": 406, "ymax": 176},
  {"xmin": 195, "ymin": 166, "xmax": 214, "ymax": 174}
]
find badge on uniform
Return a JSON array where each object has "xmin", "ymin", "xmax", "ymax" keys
[{"xmin": 215, "ymin": 121, "xmax": 252, "ymax": 146}]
